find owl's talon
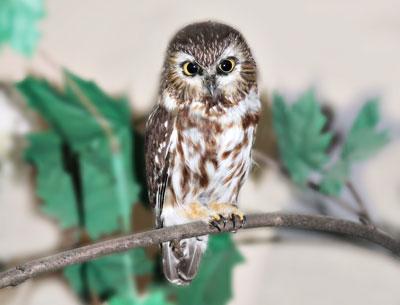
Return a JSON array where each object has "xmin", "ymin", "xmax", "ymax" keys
[
  {"xmin": 209, "ymin": 213, "xmax": 233, "ymax": 231},
  {"xmin": 219, "ymin": 214, "xmax": 228, "ymax": 228},
  {"xmin": 209, "ymin": 220, "xmax": 222, "ymax": 231},
  {"xmin": 231, "ymin": 214, "xmax": 237, "ymax": 230},
  {"xmin": 230, "ymin": 213, "xmax": 246, "ymax": 231},
  {"xmin": 207, "ymin": 203, "xmax": 245, "ymax": 231},
  {"xmin": 241, "ymin": 215, "xmax": 247, "ymax": 228}
]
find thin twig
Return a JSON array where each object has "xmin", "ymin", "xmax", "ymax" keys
[
  {"xmin": 252, "ymin": 150, "xmax": 362, "ymax": 216},
  {"xmin": 346, "ymin": 181, "xmax": 372, "ymax": 224},
  {"xmin": 0, "ymin": 212, "xmax": 399, "ymax": 289},
  {"xmin": 305, "ymin": 181, "xmax": 361, "ymax": 215}
]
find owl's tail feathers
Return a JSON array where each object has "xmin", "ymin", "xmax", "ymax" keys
[{"xmin": 162, "ymin": 236, "xmax": 208, "ymax": 286}]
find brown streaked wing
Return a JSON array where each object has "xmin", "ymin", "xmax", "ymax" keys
[{"xmin": 144, "ymin": 104, "xmax": 174, "ymax": 228}]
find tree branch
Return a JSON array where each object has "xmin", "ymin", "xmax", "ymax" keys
[{"xmin": 1, "ymin": 212, "xmax": 399, "ymax": 289}]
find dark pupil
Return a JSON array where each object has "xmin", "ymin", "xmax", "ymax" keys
[
  {"xmin": 187, "ymin": 62, "xmax": 198, "ymax": 74},
  {"xmin": 220, "ymin": 60, "xmax": 232, "ymax": 72}
]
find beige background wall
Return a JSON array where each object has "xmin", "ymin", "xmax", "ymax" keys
[{"xmin": 0, "ymin": 1, "xmax": 399, "ymax": 304}]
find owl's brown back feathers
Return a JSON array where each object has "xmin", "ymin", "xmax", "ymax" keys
[{"xmin": 144, "ymin": 105, "xmax": 174, "ymax": 228}]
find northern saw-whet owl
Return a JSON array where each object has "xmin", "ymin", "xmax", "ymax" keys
[{"xmin": 145, "ymin": 21, "xmax": 260, "ymax": 285}]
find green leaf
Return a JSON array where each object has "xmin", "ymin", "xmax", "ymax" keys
[
  {"xmin": 272, "ymin": 89, "xmax": 332, "ymax": 184},
  {"xmin": 319, "ymin": 160, "xmax": 350, "ymax": 196},
  {"xmin": 78, "ymin": 134, "xmax": 139, "ymax": 238},
  {"xmin": 173, "ymin": 234, "xmax": 244, "ymax": 305},
  {"xmin": 64, "ymin": 249, "xmax": 153, "ymax": 299},
  {"xmin": 19, "ymin": 74, "xmax": 141, "ymax": 238},
  {"xmin": 342, "ymin": 99, "xmax": 389, "ymax": 161},
  {"xmin": 0, "ymin": 0, "xmax": 45, "ymax": 56},
  {"xmin": 320, "ymin": 99, "xmax": 389, "ymax": 196},
  {"xmin": 17, "ymin": 76, "xmax": 114, "ymax": 153},
  {"xmin": 25, "ymin": 132, "xmax": 79, "ymax": 229},
  {"xmin": 64, "ymin": 71, "xmax": 132, "ymax": 127}
]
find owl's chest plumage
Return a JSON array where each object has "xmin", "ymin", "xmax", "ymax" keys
[{"xmin": 164, "ymin": 94, "xmax": 260, "ymax": 210}]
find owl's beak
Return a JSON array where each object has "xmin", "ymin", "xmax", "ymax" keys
[{"xmin": 204, "ymin": 74, "xmax": 216, "ymax": 97}]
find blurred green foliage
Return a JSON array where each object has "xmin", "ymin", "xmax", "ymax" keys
[
  {"xmin": 20, "ymin": 72, "xmax": 140, "ymax": 238},
  {"xmin": 272, "ymin": 90, "xmax": 389, "ymax": 196},
  {"xmin": 0, "ymin": 0, "xmax": 44, "ymax": 56},
  {"xmin": 272, "ymin": 90, "xmax": 332, "ymax": 184},
  {"xmin": 320, "ymin": 99, "xmax": 389, "ymax": 195}
]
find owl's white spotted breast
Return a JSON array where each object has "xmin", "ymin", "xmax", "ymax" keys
[{"xmin": 161, "ymin": 89, "xmax": 261, "ymax": 226}]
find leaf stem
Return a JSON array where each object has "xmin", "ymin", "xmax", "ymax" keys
[
  {"xmin": 252, "ymin": 150, "xmax": 362, "ymax": 217},
  {"xmin": 346, "ymin": 181, "xmax": 372, "ymax": 224}
]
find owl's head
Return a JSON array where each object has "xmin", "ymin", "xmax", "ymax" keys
[{"xmin": 160, "ymin": 21, "xmax": 257, "ymax": 111}]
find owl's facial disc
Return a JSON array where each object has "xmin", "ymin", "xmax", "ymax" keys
[
  {"xmin": 162, "ymin": 22, "xmax": 257, "ymax": 108},
  {"xmin": 177, "ymin": 52, "xmax": 240, "ymax": 102}
]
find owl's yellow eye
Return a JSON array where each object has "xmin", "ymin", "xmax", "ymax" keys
[
  {"xmin": 182, "ymin": 61, "xmax": 199, "ymax": 76},
  {"xmin": 218, "ymin": 58, "xmax": 236, "ymax": 74}
]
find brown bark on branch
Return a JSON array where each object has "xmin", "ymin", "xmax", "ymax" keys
[{"xmin": 1, "ymin": 212, "xmax": 399, "ymax": 289}]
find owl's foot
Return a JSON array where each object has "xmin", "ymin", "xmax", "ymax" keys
[
  {"xmin": 208, "ymin": 202, "xmax": 246, "ymax": 232},
  {"xmin": 183, "ymin": 202, "xmax": 210, "ymax": 220}
]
